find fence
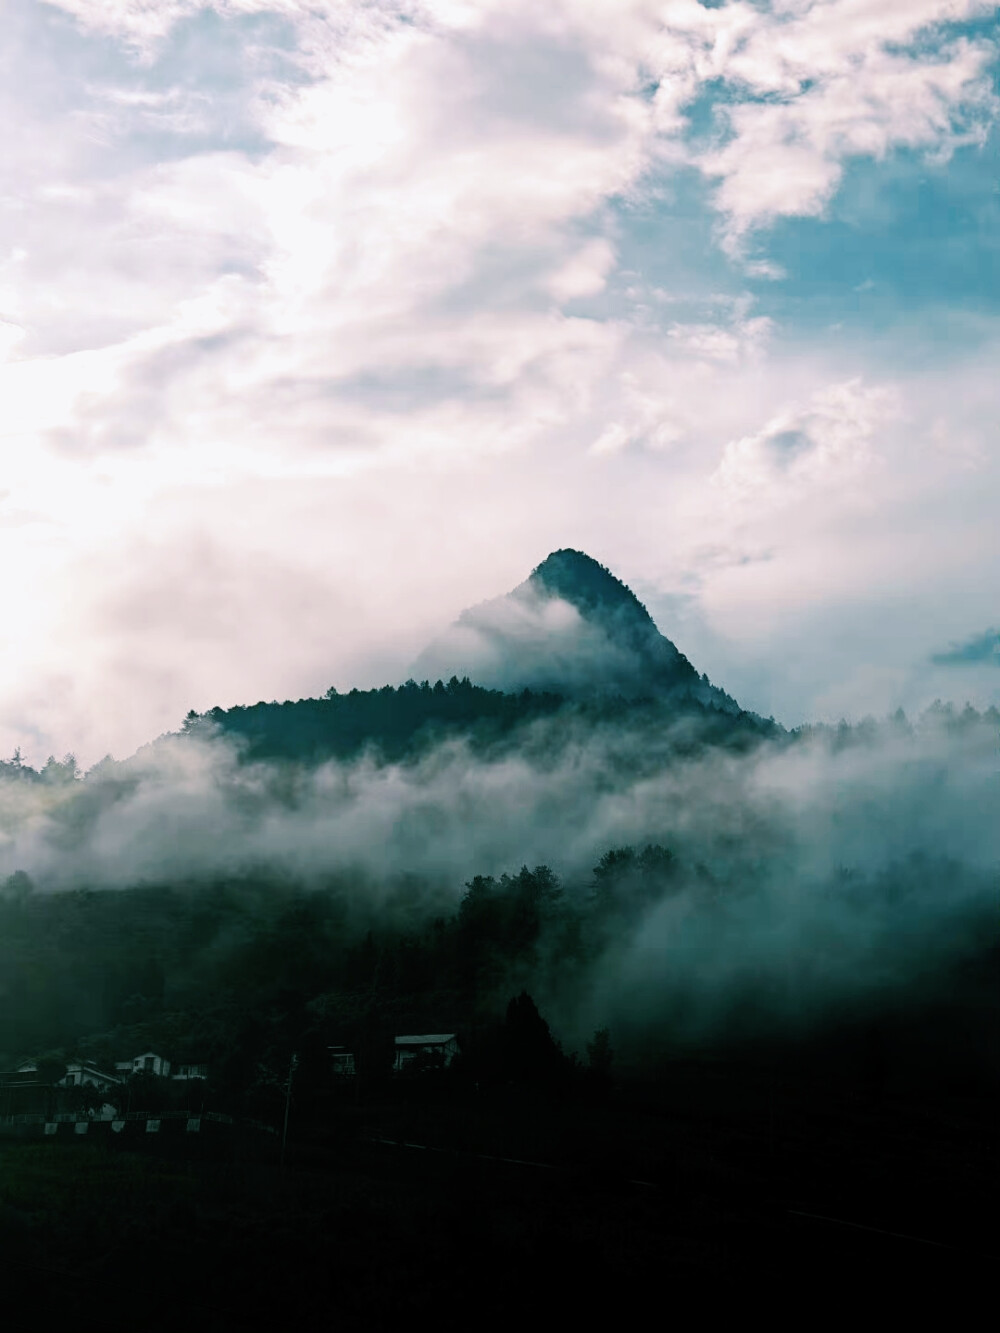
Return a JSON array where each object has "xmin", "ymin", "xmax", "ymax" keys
[{"xmin": 0, "ymin": 1109, "xmax": 275, "ymax": 1138}]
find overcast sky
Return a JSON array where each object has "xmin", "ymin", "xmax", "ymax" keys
[{"xmin": 2, "ymin": 0, "xmax": 999, "ymax": 766}]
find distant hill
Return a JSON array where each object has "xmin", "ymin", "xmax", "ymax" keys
[{"xmin": 182, "ymin": 680, "xmax": 771, "ymax": 767}]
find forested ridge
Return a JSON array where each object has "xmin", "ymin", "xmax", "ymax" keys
[{"xmin": 178, "ymin": 672, "xmax": 774, "ymax": 764}]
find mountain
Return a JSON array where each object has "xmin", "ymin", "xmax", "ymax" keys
[
  {"xmin": 179, "ymin": 550, "xmax": 754, "ymax": 765},
  {"xmin": 411, "ymin": 549, "xmax": 741, "ymax": 711}
]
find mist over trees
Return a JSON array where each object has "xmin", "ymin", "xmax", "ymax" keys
[{"xmin": 0, "ymin": 687, "xmax": 996, "ymax": 1096}]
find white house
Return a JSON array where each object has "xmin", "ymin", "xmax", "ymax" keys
[
  {"xmin": 58, "ymin": 1061, "xmax": 121, "ymax": 1092},
  {"xmin": 393, "ymin": 1034, "xmax": 459, "ymax": 1073},
  {"xmin": 116, "ymin": 1052, "xmax": 171, "ymax": 1078}
]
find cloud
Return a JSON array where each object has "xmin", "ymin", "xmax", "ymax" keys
[
  {"xmin": 43, "ymin": 2, "xmax": 1000, "ymax": 245},
  {"xmin": 931, "ymin": 627, "xmax": 1000, "ymax": 666},
  {"xmin": 712, "ymin": 377, "xmax": 896, "ymax": 500},
  {"xmin": 545, "ymin": 238, "xmax": 618, "ymax": 303},
  {"xmin": 665, "ymin": 312, "xmax": 773, "ymax": 364},
  {"xmin": 696, "ymin": 4, "xmax": 999, "ymax": 249}
]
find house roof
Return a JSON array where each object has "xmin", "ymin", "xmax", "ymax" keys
[
  {"xmin": 63, "ymin": 1061, "xmax": 121, "ymax": 1083},
  {"xmin": 394, "ymin": 1034, "xmax": 457, "ymax": 1046}
]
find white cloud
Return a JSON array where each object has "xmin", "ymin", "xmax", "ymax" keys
[
  {"xmin": 586, "ymin": 305, "xmax": 777, "ymax": 457},
  {"xmin": 713, "ymin": 377, "xmax": 897, "ymax": 501},
  {"xmin": 667, "ymin": 313, "xmax": 773, "ymax": 364},
  {"xmin": 545, "ymin": 238, "xmax": 618, "ymax": 302},
  {"xmin": 700, "ymin": 7, "xmax": 998, "ymax": 245},
  {"xmin": 37, "ymin": 0, "xmax": 204, "ymax": 50}
]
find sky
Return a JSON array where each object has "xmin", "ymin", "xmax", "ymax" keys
[{"xmin": 1, "ymin": 0, "xmax": 999, "ymax": 767}]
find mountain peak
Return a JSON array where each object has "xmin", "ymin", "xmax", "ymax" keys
[
  {"xmin": 526, "ymin": 550, "xmax": 655, "ymax": 627},
  {"xmin": 411, "ymin": 549, "xmax": 741, "ymax": 713}
]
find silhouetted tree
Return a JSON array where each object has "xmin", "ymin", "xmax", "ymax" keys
[
  {"xmin": 586, "ymin": 1028, "xmax": 613, "ymax": 1075},
  {"xmin": 503, "ymin": 992, "xmax": 567, "ymax": 1087}
]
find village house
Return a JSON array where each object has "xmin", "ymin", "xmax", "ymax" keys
[
  {"xmin": 393, "ymin": 1034, "xmax": 459, "ymax": 1073},
  {"xmin": 328, "ymin": 1046, "xmax": 356, "ymax": 1077},
  {"xmin": 2, "ymin": 1059, "xmax": 121, "ymax": 1119},
  {"xmin": 58, "ymin": 1061, "xmax": 121, "ymax": 1093},
  {"xmin": 171, "ymin": 1062, "xmax": 209, "ymax": 1081},
  {"xmin": 0, "ymin": 1061, "xmax": 53, "ymax": 1117},
  {"xmin": 3, "ymin": 1051, "xmax": 209, "ymax": 1124},
  {"xmin": 7, "ymin": 1060, "xmax": 40, "ymax": 1078},
  {"xmin": 115, "ymin": 1052, "xmax": 172, "ymax": 1078},
  {"xmin": 112, "ymin": 1053, "xmax": 210, "ymax": 1081}
]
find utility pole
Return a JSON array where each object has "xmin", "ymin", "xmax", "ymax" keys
[{"xmin": 280, "ymin": 1053, "xmax": 298, "ymax": 1171}]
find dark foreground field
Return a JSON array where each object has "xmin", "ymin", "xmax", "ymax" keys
[{"xmin": 1, "ymin": 1057, "xmax": 996, "ymax": 1330}]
